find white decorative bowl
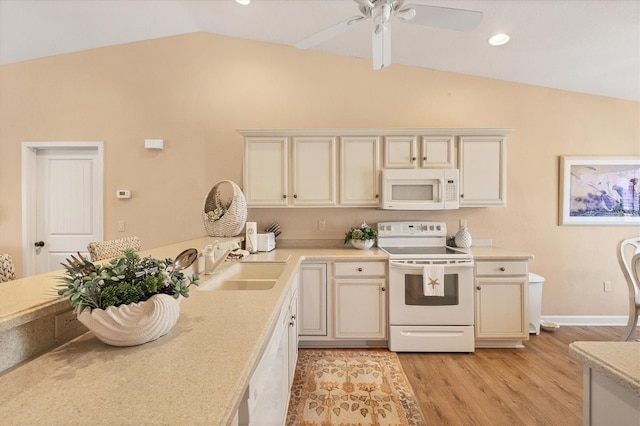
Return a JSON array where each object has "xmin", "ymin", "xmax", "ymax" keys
[
  {"xmin": 77, "ymin": 294, "xmax": 181, "ymax": 346},
  {"xmin": 351, "ymin": 239, "xmax": 375, "ymax": 250}
]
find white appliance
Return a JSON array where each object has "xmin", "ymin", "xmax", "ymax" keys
[
  {"xmin": 381, "ymin": 169, "xmax": 459, "ymax": 210},
  {"xmin": 378, "ymin": 221, "xmax": 475, "ymax": 352},
  {"xmin": 257, "ymin": 232, "xmax": 276, "ymax": 252}
]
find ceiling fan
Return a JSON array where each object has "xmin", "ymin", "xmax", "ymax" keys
[{"xmin": 294, "ymin": 0, "xmax": 483, "ymax": 70}]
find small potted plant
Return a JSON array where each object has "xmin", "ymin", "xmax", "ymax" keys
[
  {"xmin": 57, "ymin": 249, "xmax": 199, "ymax": 346},
  {"xmin": 344, "ymin": 221, "xmax": 378, "ymax": 250}
]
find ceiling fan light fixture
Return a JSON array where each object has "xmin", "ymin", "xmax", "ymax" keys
[
  {"xmin": 235, "ymin": 0, "xmax": 250, "ymax": 5},
  {"xmin": 396, "ymin": 8, "xmax": 416, "ymax": 21},
  {"xmin": 488, "ymin": 33, "xmax": 510, "ymax": 46}
]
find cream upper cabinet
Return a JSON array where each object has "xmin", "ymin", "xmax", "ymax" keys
[
  {"xmin": 291, "ymin": 137, "xmax": 336, "ymax": 206},
  {"xmin": 458, "ymin": 136, "xmax": 506, "ymax": 206},
  {"xmin": 243, "ymin": 136, "xmax": 336, "ymax": 207},
  {"xmin": 339, "ymin": 136, "xmax": 381, "ymax": 206},
  {"xmin": 243, "ymin": 137, "xmax": 289, "ymax": 207},
  {"xmin": 421, "ymin": 136, "xmax": 455, "ymax": 168},
  {"xmin": 383, "ymin": 136, "xmax": 454, "ymax": 168}
]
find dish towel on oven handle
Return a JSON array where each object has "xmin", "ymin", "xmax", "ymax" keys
[{"xmin": 423, "ymin": 265, "xmax": 445, "ymax": 297}]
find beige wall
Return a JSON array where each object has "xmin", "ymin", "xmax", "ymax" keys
[{"xmin": 1, "ymin": 32, "xmax": 638, "ymax": 317}]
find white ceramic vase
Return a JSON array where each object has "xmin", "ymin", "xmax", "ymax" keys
[
  {"xmin": 77, "ymin": 294, "xmax": 181, "ymax": 347},
  {"xmin": 351, "ymin": 239, "xmax": 375, "ymax": 250},
  {"xmin": 454, "ymin": 226, "xmax": 472, "ymax": 248}
]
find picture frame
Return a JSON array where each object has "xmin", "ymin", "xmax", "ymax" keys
[{"xmin": 559, "ymin": 156, "xmax": 640, "ymax": 226}]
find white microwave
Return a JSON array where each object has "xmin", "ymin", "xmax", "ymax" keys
[{"xmin": 381, "ymin": 168, "xmax": 459, "ymax": 210}]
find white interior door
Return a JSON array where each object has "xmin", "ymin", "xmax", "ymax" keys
[{"xmin": 22, "ymin": 142, "xmax": 104, "ymax": 276}]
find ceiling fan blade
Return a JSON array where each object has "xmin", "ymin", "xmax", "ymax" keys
[
  {"xmin": 372, "ymin": 23, "xmax": 391, "ymax": 70},
  {"xmin": 404, "ymin": 4, "xmax": 483, "ymax": 32},
  {"xmin": 294, "ymin": 15, "xmax": 366, "ymax": 49}
]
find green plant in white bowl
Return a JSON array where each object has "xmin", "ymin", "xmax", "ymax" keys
[
  {"xmin": 57, "ymin": 249, "xmax": 199, "ymax": 346},
  {"xmin": 344, "ymin": 222, "xmax": 378, "ymax": 249}
]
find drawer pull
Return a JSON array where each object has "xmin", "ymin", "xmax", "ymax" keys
[
  {"xmin": 357, "ymin": 267, "xmax": 363, "ymax": 272},
  {"xmin": 476, "ymin": 286, "xmax": 481, "ymax": 290},
  {"xmin": 499, "ymin": 267, "xmax": 506, "ymax": 272}
]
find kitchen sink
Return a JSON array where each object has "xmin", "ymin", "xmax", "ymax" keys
[{"xmin": 198, "ymin": 262, "xmax": 286, "ymax": 291}]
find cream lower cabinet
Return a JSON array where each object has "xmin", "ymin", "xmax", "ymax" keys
[
  {"xmin": 474, "ymin": 260, "xmax": 529, "ymax": 348},
  {"xmin": 235, "ymin": 278, "xmax": 298, "ymax": 425},
  {"xmin": 298, "ymin": 263, "xmax": 327, "ymax": 337},
  {"xmin": 333, "ymin": 261, "xmax": 387, "ymax": 340},
  {"xmin": 298, "ymin": 260, "xmax": 387, "ymax": 346}
]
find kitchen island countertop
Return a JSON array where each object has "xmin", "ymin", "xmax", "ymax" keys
[{"xmin": 0, "ymin": 240, "xmax": 387, "ymax": 425}]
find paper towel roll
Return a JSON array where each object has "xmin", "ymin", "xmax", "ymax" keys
[{"xmin": 246, "ymin": 222, "xmax": 257, "ymax": 253}]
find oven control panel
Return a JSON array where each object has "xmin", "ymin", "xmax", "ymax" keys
[{"xmin": 378, "ymin": 221, "xmax": 447, "ymax": 237}]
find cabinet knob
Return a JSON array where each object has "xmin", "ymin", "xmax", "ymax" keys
[
  {"xmin": 34, "ymin": 241, "xmax": 45, "ymax": 248},
  {"xmin": 375, "ymin": 194, "xmax": 379, "ymax": 198},
  {"xmin": 411, "ymin": 157, "xmax": 417, "ymax": 161},
  {"xmin": 499, "ymin": 267, "xmax": 506, "ymax": 272},
  {"xmin": 293, "ymin": 194, "xmax": 297, "ymax": 199},
  {"xmin": 282, "ymin": 194, "xmax": 287, "ymax": 199},
  {"xmin": 423, "ymin": 156, "xmax": 427, "ymax": 161},
  {"xmin": 357, "ymin": 267, "xmax": 363, "ymax": 272},
  {"xmin": 381, "ymin": 287, "xmax": 386, "ymax": 291},
  {"xmin": 289, "ymin": 321, "xmax": 294, "ymax": 327},
  {"xmin": 460, "ymin": 194, "xmax": 464, "ymax": 198},
  {"xmin": 291, "ymin": 314, "xmax": 296, "ymax": 320},
  {"xmin": 476, "ymin": 286, "xmax": 481, "ymax": 290}
]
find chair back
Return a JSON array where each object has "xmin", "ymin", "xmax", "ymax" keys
[
  {"xmin": 0, "ymin": 254, "xmax": 17, "ymax": 283},
  {"xmin": 618, "ymin": 237, "xmax": 640, "ymax": 305},
  {"xmin": 87, "ymin": 236, "xmax": 141, "ymax": 261}
]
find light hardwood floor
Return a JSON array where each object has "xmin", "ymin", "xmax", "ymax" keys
[{"xmin": 397, "ymin": 326, "xmax": 627, "ymax": 426}]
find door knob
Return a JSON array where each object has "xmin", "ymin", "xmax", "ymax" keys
[{"xmin": 34, "ymin": 241, "xmax": 45, "ymax": 248}]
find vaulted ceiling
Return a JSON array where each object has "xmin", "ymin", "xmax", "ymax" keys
[{"xmin": 1, "ymin": 0, "xmax": 638, "ymax": 102}]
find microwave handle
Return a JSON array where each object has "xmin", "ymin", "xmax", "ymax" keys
[{"xmin": 439, "ymin": 179, "xmax": 443, "ymax": 201}]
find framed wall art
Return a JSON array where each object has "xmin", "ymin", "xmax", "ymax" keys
[{"xmin": 559, "ymin": 156, "xmax": 640, "ymax": 225}]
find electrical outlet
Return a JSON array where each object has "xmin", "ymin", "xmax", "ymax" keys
[
  {"xmin": 603, "ymin": 280, "xmax": 612, "ymax": 292},
  {"xmin": 54, "ymin": 309, "xmax": 82, "ymax": 338},
  {"xmin": 318, "ymin": 220, "xmax": 326, "ymax": 231},
  {"xmin": 118, "ymin": 220, "xmax": 126, "ymax": 232}
]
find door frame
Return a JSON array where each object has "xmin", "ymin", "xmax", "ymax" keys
[{"xmin": 21, "ymin": 141, "xmax": 104, "ymax": 277}]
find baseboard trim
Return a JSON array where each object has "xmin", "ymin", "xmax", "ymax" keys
[{"xmin": 541, "ymin": 315, "xmax": 631, "ymax": 326}]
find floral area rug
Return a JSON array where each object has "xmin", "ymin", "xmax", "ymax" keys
[{"xmin": 286, "ymin": 349, "xmax": 426, "ymax": 426}]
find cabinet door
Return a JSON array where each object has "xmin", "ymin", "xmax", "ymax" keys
[
  {"xmin": 243, "ymin": 137, "xmax": 289, "ymax": 207},
  {"xmin": 421, "ymin": 136, "xmax": 454, "ymax": 168},
  {"xmin": 339, "ymin": 136, "xmax": 381, "ymax": 206},
  {"xmin": 334, "ymin": 278, "xmax": 386, "ymax": 339},
  {"xmin": 288, "ymin": 287, "xmax": 299, "ymax": 387},
  {"xmin": 291, "ymin": 137, "xmax": 336, "ymax": 206},
  {"xmin": 298, "ymin": 263, "xmax": 327, "ymax": 336},
  {"xmin": 475, "ymin": 277, "xmax": 528, "ymax": 339},
  {"xmin": 383, "ymin": 136, "xmax": 417, "ymax": 168},
  {"xmin": 458, "ymin": 136, "xmax": 506, "ymax": 206}
]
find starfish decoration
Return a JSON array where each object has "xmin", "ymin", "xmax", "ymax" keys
[{"xmin": 428, "ymin": 277, "xmax": 440, "ymax": 289}]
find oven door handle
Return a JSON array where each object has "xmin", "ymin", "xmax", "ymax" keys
[{"xmin": 389, "ymin": 260, "xmax": 473, "ymax": 269}]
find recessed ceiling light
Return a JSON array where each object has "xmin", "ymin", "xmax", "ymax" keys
[
  {"xmin": 488, "ymin": 33, "xmax": 510, "ymax": 46},
  {"xmin": 235, "ymin": 0, "xmax": 250, "ymax": 5}
]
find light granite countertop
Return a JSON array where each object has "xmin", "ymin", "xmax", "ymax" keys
[
  {"xmin": 569, "ymin": 341, "xmax": 640, "ymax": 397},
  {"xmin": 0, "ymin": 239, "xmax": 387, "ymax": 425}
]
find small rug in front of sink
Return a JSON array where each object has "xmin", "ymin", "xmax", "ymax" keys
[{"xmin": 286, "ymin": 349, "xmax": 426, "ymax": 426}]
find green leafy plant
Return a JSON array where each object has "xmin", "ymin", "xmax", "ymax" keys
[
  {"xmin": 57, "ymin": 249, "xmax": 199, "ymax": 314},
  {"xmin": 343, "ymin": 221, "xmax": 378, "ymax": 244}
]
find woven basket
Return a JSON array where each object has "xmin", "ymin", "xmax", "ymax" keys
[{"xmin": 202, "ymin": 180, "xmax": 247, "ymax": 237}]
